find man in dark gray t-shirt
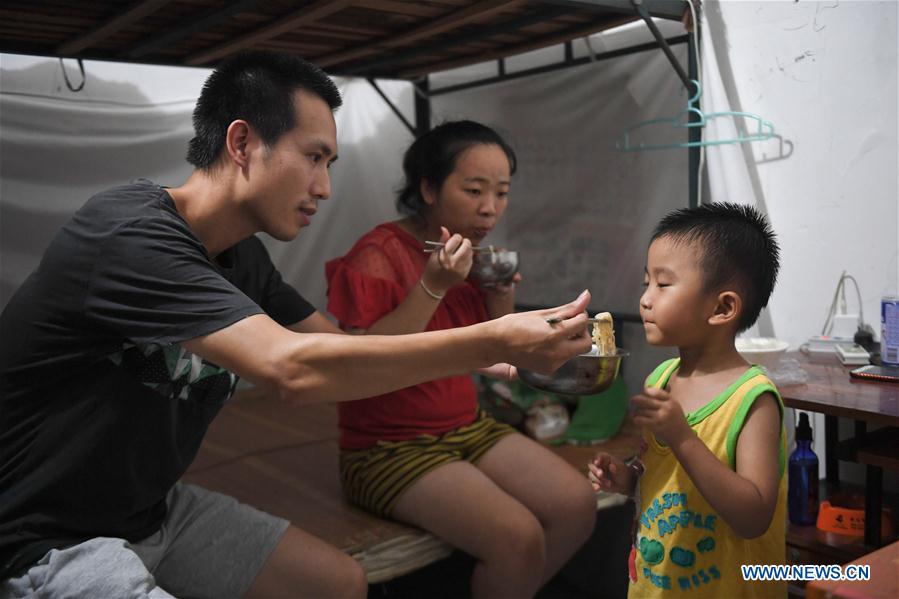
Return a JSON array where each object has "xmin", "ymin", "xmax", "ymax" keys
[{"xmin": 0, "ymin": 51, "xmax": 592, "ymax": 598}]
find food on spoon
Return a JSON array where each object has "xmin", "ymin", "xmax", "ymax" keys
[{"xmin": 592, "ymin": 312, "xmax": 616, "ymax": 356}]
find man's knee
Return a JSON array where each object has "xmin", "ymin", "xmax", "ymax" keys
[
  {"xmin": 298, "ymin": 550, "xmax": 367, "ymax": 599},
  {"xmin": 337, "ymin": 555, "xmax": 368, "ymax": 599},
  {"xmin": 248, "ymin": 526, "xmax": 369, "ymax": 599}
]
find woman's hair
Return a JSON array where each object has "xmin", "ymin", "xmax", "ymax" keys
[{"xmin": 396, "ymin": 120, "xmax": 517, "ymax": 217}]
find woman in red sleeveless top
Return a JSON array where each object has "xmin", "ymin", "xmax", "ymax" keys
[{"xmin": 325, "ymin": 121, "xmax": 596, "ymax": 597}]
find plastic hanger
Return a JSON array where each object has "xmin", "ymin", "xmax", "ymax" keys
[{"xmin": 616, "ymin": 79, "xmax": 775, "ymax": 152}]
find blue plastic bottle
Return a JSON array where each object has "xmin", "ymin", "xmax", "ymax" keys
[{"xmin": 788, "ymin": 412, "xmax": 819, "ymax": 525}]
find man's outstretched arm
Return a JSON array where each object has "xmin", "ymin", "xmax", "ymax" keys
[{"xmin": 183, "ymin": 290, "xmax": 592, "ymax": 404}]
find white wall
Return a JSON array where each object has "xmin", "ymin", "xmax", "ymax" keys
[
  {"xmin": 708, "ymin": 0, "xmax": 898, "ymax": 347},
  {"xmin": 703, "ymin": 0, "xmax": 897, "ymax": 486}
]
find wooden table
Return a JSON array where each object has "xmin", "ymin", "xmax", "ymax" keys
[
  {"xmin": 778, "ymin": 351, "xmax": 899, "ymax": 547},
  {"xmin": 805, "ymin": 540, "xmax": 899, "ymax": 599},
  {"xmin": 779, "ymin": 351, "xmax": 899, "ymax": 426}
]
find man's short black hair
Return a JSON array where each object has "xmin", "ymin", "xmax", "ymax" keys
[
  {"xmin": 651, "ymin": 202, "xmax": 780, "ymax": 332},
  {"xmin": 187, "ymin": 50, "xmax": 342, "ymax": 170}
]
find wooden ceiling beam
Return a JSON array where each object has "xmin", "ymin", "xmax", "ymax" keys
[
  {"xmin": 351, "ymin": 0, "xmax": 447, "ymax": 18},
  {"xmin": 56, "ymin": 0, "xmax": 173, "ymax": 55},
  {"xmin": 339, "ymin": 5, "xmax": 568, "ymax": 76},
  {"xmin": 0, "ymin": 8, "xmax": 93, "ymax": 29},
  {"xmin": 541, "ymin": 0, "xmax": 687, "ymax": 21},
  {"xmin": 315, "ymin": 0, "xmax": 524, "ymax": 69},
  {"xmin": 396, "ymin": 14, "xmax": 635, "ymax": 79},
  {"xmin": 186, "ymin": 0, "xmax": 352, "ymax": 66},
  {"xmin": 125, "ymin": 0, "xmax": 259, "ymax": 59},
  {"xmin": 307, "ymin": 23, "xmax": 392, "ymax": 39}
]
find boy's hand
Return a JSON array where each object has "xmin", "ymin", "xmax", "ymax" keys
[
  {"xmin": 588, "ymin": 452, "xmax": 632, "ymax": 495},
  {"xmin": 631, "ymin": 387, "xmax": 693, "ymax": 448}
]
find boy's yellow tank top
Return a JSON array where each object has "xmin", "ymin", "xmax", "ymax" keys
[{"xmin": 628, "ymin": 359, "xmax": 787, "ymax": 599}]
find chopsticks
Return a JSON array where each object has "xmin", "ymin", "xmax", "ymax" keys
[
  {"xmin": 422, "ymin": 240, "xmax": 496, "ymax": 253},
  {"xmin": 545, "ymin": 316, "xmax": 608, "ymax": 325}
]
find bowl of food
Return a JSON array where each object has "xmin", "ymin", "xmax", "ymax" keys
[
  {"xmin": 469, "ymin": 249, "xmax": 519, "ymax": 287},
  {"xmin": 735, "ymin": 337, "xmax": 789, "ymax": 371},
  {"xmin": 519, "ymin": 312, "xmax": 625, "ymax": 395},
  {"xmin": 518, "ymin": 346, "xmax": 627, "ymax": 396}
]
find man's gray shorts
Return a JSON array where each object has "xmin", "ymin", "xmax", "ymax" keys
[{"xmin": 1, "ymin": 482, "xmax": 290, "ymax": 599}]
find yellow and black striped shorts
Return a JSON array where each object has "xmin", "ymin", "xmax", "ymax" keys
[{"xmin": 339, "ymin": 410, "xmax": 516, "ymax": 518}]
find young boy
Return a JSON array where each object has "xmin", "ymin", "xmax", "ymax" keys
[{"xmin": 590, "ymin": 203, "xmax": 785, "ymax": 598}]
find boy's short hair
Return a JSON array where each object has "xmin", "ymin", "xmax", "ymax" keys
[
  {"xmin": 651, "ymin": 202, "xmax": 780, "ymax": 332},
  {"xmin": 187, "ymin": 50, "xmax": 342, "ymax": 170}
]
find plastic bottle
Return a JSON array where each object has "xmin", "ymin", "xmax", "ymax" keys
[{"xmin": 788, "ymin": 412, "xmax": 819, "ymax": 525}]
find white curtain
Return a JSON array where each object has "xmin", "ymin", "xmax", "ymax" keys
[
  {"xmin": 429, "ymin": 44, "xmax": 691, "ymax": 388},
  {"xmin": 2, "ymin": 44, "xmax": 691, "ymax": 321},
  {"xmin": 430, "ymin": 46, "xmax": 690, "ymax": 317},
  {"xmin": 1, "ymin": 59, "xmax": 199, "ymax": 307},
  {"xmin": 0, "ymin": 59, "xmax": 409, "ymax": 314}
]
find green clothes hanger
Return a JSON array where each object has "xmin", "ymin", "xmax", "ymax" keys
[{"xmin": 616, "ymin": 79, "xmax": 776, "ymax": 152}]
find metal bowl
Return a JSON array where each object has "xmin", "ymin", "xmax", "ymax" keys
[
  {"xmin": 469, "ymin": 249, "xmax": 519, "ymax": 287},
  {"xmin": 518, "ymin": 347, "xmax": 627, "ymax": 396}
]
